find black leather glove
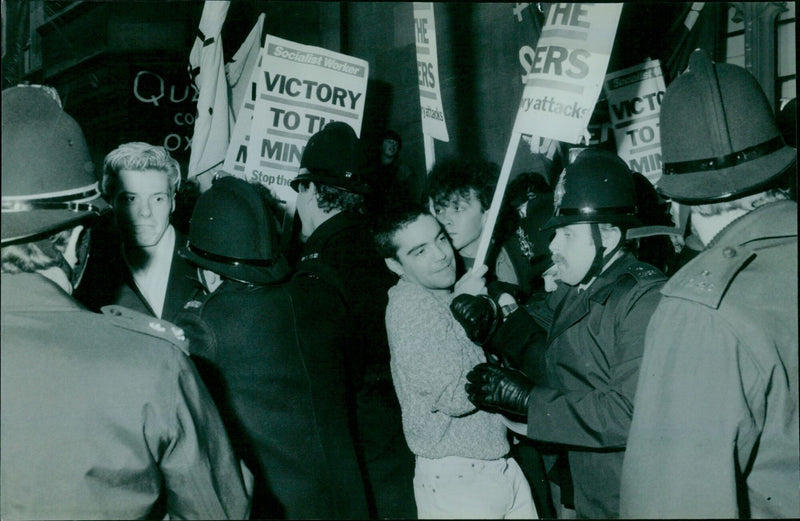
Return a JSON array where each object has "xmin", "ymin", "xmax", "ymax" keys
[
  {"xmin": 487, "ymin": 280, "xmax": 523, "ymax": 302},
  {"xmin": 450, "ymin": 294, "xmax": 502, "ymax": 346},
  {"xmin": 466, "ymin": 362, "xmax": 533, "ymax": 419}
]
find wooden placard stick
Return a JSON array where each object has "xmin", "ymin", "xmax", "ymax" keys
[
  {"xmin": 423, "ymin": 133, "xmax": 436, "ymax": 174},
  {"xmin": 471, "ymin": 129, "xmax": 523, "ymax": 270}
]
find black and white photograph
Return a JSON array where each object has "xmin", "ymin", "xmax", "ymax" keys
[{"xmin": 1, "ymin": 2, "xmax": 797, "ymax": 519}]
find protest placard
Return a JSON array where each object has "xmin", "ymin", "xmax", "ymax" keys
[
  {"xmin": 414, "ymin": 2, "xmax": 449, "ymax": 144},
  {"xmin": 221, "ymin": 53, "xmax": 261, "ymax": 179},
  {"xmin": 514, "ymin": 3, "xmax": 623, "ymax": 144},
  {"xmin": 230, "ymin": 34, "xmax": 369, "ymax": 217},
  {"xmin": 473, "ymin": 4, "xmax": 622, "ymax": 269},
  {"xmin": 604, "ymin": 59, "xmax": 666, "ymax": 185}
]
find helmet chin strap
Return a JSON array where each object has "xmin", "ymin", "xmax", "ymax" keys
[{"xmin": 579, "ymin": 223, "xmax": 624, "ymax": 286}]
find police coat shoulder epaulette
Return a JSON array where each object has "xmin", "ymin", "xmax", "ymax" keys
[
  {"xmin": 180, "ymin": 295, "xmax": 208, "ymax": 315},
  {"xmin": 294, "ymin": 258, "xmax": 347, "ymax": 300},
  {"xmin": 101, "ymin": 305, "xmax": 190, "ymax": 355},
  {"xmin": 593, "ymin": 260, "xmax": 665, "ymax": 307},
  {"xmin": 173, "ymin": 295, "xmax": 218, "ymax": 358},
  {"xmin": 661, "ymin": 243, "xmax": 755, "ymax": 309},
  {"xmin": 624, "ymin": 261, "xmax": 667, "ymax": 284},
  {"xmin": 178, "ymin": 283, "xmax": 254, "ymax": 314}
]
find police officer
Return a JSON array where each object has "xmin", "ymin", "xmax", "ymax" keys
[
  {"xmin": 620, "ymin": 49, "xmax": 798, "ymax": 518},
  {"xmin": 290, "ymin": 122, "xmax": 416, "ymax": 519},
  {"xmin": 175, "ymin": 176, "xmax": 370, "ymax": 519},
  {"xmin": 452, "ymin": 148, "xmax": 667, "ymax": 518},
  {"xmin": 0, "ymin": 85, "xmax": 251, "ymax": 519}
]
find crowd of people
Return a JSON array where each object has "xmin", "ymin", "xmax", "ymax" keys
[{"xmin": 1, "ymin": 48, "xmax": 797, "ymax": 520}]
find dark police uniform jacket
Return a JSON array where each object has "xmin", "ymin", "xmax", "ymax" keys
[
  {"xmin": 622, "ymin": 200, "xmax": 799, "ymax": 518},
  {"xmin": 493, "ymin": 251, "xmax": 665, "ymax": 518},
  {"xmin": 298, "ymin": 210, "xmax": 416, "ymax": 519},
  {"xmin": 176, "ymin": 272, "xmax": 370, "ymax": 520},
  {"xmin": 1, "ymin": 272, "xmax": 250, "ymax": 520}
]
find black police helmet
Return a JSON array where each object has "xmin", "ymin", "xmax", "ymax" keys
[
  {"xmin": 542, "ymin": 148, "xmax": 640, "ymax": 230},
  {"xmin": 180, "ymin": 177, "xmax": 291, "ymax": 285},
  {"xmin": 290, "ymin": 121, "xmax": 370, "ymax": 194}
]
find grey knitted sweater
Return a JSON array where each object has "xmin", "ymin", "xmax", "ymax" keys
[{"xmin": 385, "ymin": 278, "xmax": 509, "ymax": 460}]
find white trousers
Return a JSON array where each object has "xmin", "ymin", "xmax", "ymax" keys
[{"xmin": 413, "ymin": 455, "xmax": 539, "ymax": 519}]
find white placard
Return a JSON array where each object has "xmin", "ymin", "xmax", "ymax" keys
[
  {"xmin": 414, "ymin": 2, "xmax": 449, "ymax": 142},
  {"xmin": 232, "ymin": 34, "xmax": 369, "ymax": 217},
  {"xmin": 604, "ymin": 59, "xmax": 666, "ymax": 185},
  {"xmin": 514, "ymin": 3, "xmax": 623, "ymax": 144}
]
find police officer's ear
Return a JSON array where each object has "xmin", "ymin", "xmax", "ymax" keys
[
  {"xmin": 297, "ymin": 182, "xmax": 320, "ymax": 215},
  {"xmin": 64, "ymin": 225, "xmax": 89, "ymax": 270},
  {"xmin": 599, "ymin": 225, "xmax": 622, "ymax": 251},
  {"xmin": 296, "ymin": 180, "xmax": 318, "ymax": 197}
]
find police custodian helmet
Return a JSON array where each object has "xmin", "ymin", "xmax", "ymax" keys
[
  {"xmin": 180, "ymin": 176, "xmax": 291, "ymax": 285},
  {"xmin": 2, "ymin": 85, "xmax": 109, "ymax": 246},
  {"xmin": 543, "ymin": 148, "xmax": 641, "ymax": 231},
  {"xmin": 657, "ymin": 49, "xmax": 797, "ymax": 204},
  {"xmin": 290, "ymin": 121, "xmax": 371, "ymax": 194}
]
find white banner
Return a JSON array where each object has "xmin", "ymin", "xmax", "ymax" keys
[
  {"xmin": 604, "ymin": 59, "xmax": 666, "ymax": 185},
  {"xmin": 514, "ymin": 3, "xmax": 622, "ymax": 144},
  {"xmin": 226, "ymin": 13, "xmax": 265, "ymax": 121},
  {"xmin": 414, "ymin": 2, "xmax": 449, "ymax": 142},
  {"xmin": 232, "ymin": 34, "xmax": 369, "ymax": 217},
  {"xmin": 187, "ymin": 1, "xmax": 232, "ymax": 190}
]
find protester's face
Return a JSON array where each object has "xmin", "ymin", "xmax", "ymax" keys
[
  {"xmin": 548, "ymin": 223, "xmax": 595, "ymax": 286},
  {"xmin": 433, "ymin": 189, "xmax": 486, "ymax": 257},
  {"xmin": 382, "ymin": 138, "xmax": 399, "ymax": 158},
  {"xmin": 113, "ymin": 169, "xmax": 174, "ymax": 249},
  {"xmin": 386, "ymin": 214, "xmax": 456, "ymax": 291}
]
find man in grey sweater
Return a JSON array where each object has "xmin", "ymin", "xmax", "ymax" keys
[{"xmin": 373, "ymin": 203, "xmax": 537, "ymax": 519}]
